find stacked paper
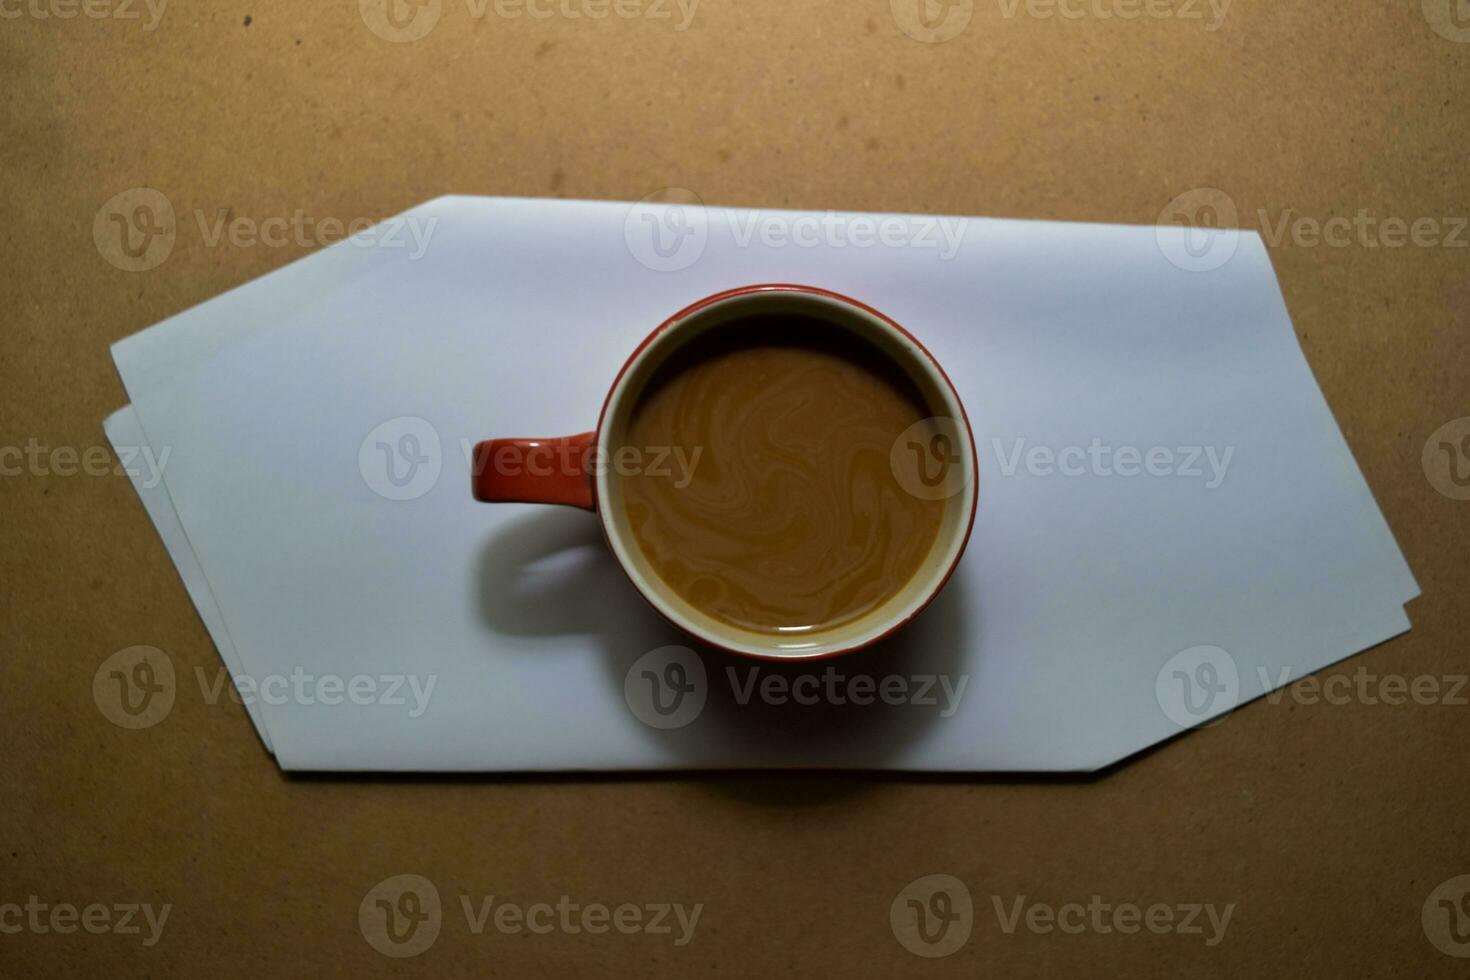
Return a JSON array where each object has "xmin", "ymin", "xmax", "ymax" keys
[{"xmin": 105, "ymin": 196, "xmax": 1417, "ymax": 771}]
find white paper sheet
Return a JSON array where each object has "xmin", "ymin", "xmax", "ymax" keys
[
  {"xmin": 104, "ymin": 406, "xmax": 273, "ymax": 755},
  {"xmin": 107, "ymin": 196, "xmax": 1418, "ymax": 771}
]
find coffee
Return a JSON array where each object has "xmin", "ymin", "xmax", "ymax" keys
[{"xmin": 618, "ymin": 315, "xmax": 947, "ymax": 636}]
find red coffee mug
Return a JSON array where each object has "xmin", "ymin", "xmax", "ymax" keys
[{"xmin": 472, "ymin": 284, "xmax": 978, "ymax": 660}]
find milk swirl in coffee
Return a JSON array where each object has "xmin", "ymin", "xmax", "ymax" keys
[{"xmin": 619, "ymin": 316, "xmax": 947, "ymax": 635}]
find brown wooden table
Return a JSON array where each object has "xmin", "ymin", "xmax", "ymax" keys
[{"xmin": 4, "ymin": 0, "xmax": 1467, "ymax": 974}]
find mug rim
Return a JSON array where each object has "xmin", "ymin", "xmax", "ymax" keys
[{"xmin": 593, "ymin": 283, "xmax": 978, "ymax": 661}]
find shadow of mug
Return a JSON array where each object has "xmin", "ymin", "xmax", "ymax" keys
[{"xmin": 477, "ymin": 509, "xmax": 978, "ymax": 797}]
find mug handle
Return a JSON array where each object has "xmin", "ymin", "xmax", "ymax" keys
[{"xmin": 471, "ymin": 432, "xmax": 597, "ymax": 511}]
